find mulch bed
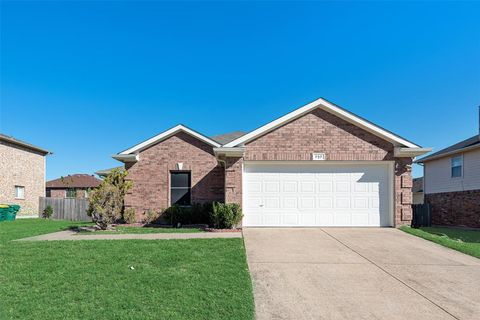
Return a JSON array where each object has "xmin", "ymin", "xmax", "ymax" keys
[{"xmin": 83, "ymin": 223, "xmax": 242, "ymax": 233}]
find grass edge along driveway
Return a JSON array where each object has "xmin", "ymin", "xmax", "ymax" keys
[
  {"xmin": 0, "ymin": 219, "xmax": 254, "ymax": 320},
  {"xmin": 400, "ymin": 225, "xmax": 480, "ymax": 259}
]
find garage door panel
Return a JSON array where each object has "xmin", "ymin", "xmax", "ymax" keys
[{"xmin": 243, "ymin": 162, "xmax": 391, "ymax": 227}]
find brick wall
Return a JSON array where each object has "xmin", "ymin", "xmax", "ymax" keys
[
  {"xmin": 48, "ymin": 188, "xmax": 88, "ymax": 199},
  {"xmin": 125, "ymin": 132, "xmax": 224, "ymax": 221},
  {"xmin": 0, "ymin": 140, "xmax": 46, "ymax": 215},
  {"xmin": 426, "ymin": 190, "xmax": 480, "ymax": 228},
  {"xmin": 224, "ymin": 108, "xmax": 413, "ymax": 226}
]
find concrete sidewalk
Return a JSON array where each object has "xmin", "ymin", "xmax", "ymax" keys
[
  {"xmin": 244, "ymin": 227, "xmax": 480, "ymax": 320},
  {"xmin": 16, "ymin": 230, "xmax": 242, "ymax": 241}
]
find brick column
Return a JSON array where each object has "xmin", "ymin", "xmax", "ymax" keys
[
  {"xmin": 224, "ymin": 157, "xmax": 243, "ymax": 205},
  {"xmin": 394, "ymin": 158, "xmax": 413, "ymax": 226}
]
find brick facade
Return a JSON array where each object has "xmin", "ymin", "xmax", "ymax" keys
[
  {"xmin": 47, "ymin": 188, "xmax": 88, "ymax": 199},
  {"xmin": 223, "ymin": 109, "xmax": 413, "ymax": 226},
  {"xmin": 124, "ymin": 132, "xmax": 224, "ymax": 221},
  {"xmin": 123, "ymin": 108, "xmax": 415, "ymax": 226},
  {"xmin": 0, "ymin": 140, "xmax": 46, "ymax": 215},
  {"xmin": 426, "ymin": 190, "xmax": 480, "ymax": 228}
]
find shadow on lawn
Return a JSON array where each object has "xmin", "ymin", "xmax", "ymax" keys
[{"xmin": 419, "ymin": 227, "xmax": 480, "ymax": 244}]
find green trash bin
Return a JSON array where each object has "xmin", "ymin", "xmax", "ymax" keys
[
  {"xmin": 0, "ymin": 205, "xmax": 8, "ymax": 222},
  {"xmin": 2, "ymin": 205, "xmax": 20, "ymax": 221}
]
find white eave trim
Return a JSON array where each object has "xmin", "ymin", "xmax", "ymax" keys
[
  {"xmin": 112, "ymin": 154, "xmax": 139, "ymax": 163},
  {"xmin": 415, "ymin": 143, "xmax": 480, "ymax": 163},
  {"xmin": 394, "ymin": 147, "xmax": 432, "ymax": 158},
  {"xmin": 119, "ymin": 124, "xmax": 221, "ymax": 155},
  {"xmin": 213, "ymin": 147, "xmax": 245, "ymax": 157},
  {"xmin": 223, "ymin": 98, "xmax": 420, "ymax": 148}
]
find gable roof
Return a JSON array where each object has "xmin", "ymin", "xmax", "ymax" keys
[
  {"xmin": 211, "ymin": 131, "xmax": 246, "ymax": 145},
  {"xmin": 416, "ymin": 135, "xmax": 480, "ymax": 163},
  {"xmin": 0, "ymin": 133, "xmax": 51, "ymax": 155},
  {"xmin": 224, "ymin": 97, "xmax": 420, "ymax": 148},
  {"xmin": 46, "ymin": 174, "xmax": 102, "ymax": 188},
  {"xmin": 119, "ymin": 124, "xmax": 221, "ymax": 155}
]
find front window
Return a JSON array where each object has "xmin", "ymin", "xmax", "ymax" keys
[
  {"xmin": 15, "ymin": 186, "xmax": 25, "ymax": 199},
  {"xmin": 170, "ymin": 172, "xmax": 191, "ymax": 206},
  {"xmin": 451, "ymin": 155, "xmax": 463, "ymax": 178},
  {"xmin": 66, "ymin": 188, "xmax": 77, "ymax": 198}
]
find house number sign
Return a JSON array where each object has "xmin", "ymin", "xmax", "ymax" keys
[{"xmin": 312, "ymin": 153, "xmax": 326, "ymax": 161}]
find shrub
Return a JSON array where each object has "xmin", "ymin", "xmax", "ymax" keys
[
  {"xmin": 143, "ymin": 209, "xmax": 159, "ymax": 224},
  {"xmin": 87, "ymin": 169, "xmax": 133, "ymax": 230},
  {"xmin": 123, "ymin": 207, "xmax": 136, "ymax": 224},
  {"xmin": 163, "ymin": 203, "xmax": 212, "ymax": 226},
  {"xmin": 210, "ymin": 202, "xmax": 242, "ymax": 229},
  {"xmin": 43, "ymin": 205, "xmax": 53, "ymax": 219}
]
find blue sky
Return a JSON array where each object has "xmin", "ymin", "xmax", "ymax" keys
[{"xmin": 1, "ymin": 1, "xmax": 479, "ymax": 180}]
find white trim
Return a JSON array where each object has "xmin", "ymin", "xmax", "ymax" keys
[
  {"xmin": 119, "ymin": 124, "xmax": 220, "ymax": 155},
  {"xmin": 394, "ymin": 147, "xmax": 432, "ymax": 157},
  {"xmin": 213, "ymin": 147, "xmax": 245, "ymax": 157},
  {"xmin": 224, "ymin": 98, "xmax": 420, "ymax": 148},
  {"xmin": 112, "ymin": 154, "xmax": 139, "ymax": 163}
]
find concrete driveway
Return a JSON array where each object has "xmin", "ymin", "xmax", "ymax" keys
[{"xmin": 243, "ymin": 228, "xmax": 480, "ymax": 320}]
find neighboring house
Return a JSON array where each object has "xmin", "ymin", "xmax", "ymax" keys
[
  {"xmin": 0, "ymin": 134, "xmax": 50, "ymax": 215},
  {"xmin": 412, "ymin": 177, "xmax": 424, "ymax": 204},
  {"xmin": 416, "ymin": 134, "xmax": 480, "ymax": 228},
  {"xmin": 95, "ymin": 166, "xmax": 124, "ymax": 178},
  {"xmin": 113, "ymin": 97, "xmax": 430, "ymax": 227},
  {"xmin": 46, "ymin": 174, "xmax": 102, "ymax": 198}
]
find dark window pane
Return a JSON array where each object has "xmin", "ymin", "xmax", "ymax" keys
[
  {"xmin": 171, "ymin": 172, "xmax": 190, "ymax": 188},
  {"xmin": 171, "ymin": 189, "xmax": 191, "ymax": 206},
  {"xmin": 451, "ymin": 166, "xmax": 462, "ymax": 178}
]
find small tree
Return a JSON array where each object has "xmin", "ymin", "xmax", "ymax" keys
[
  {"xmin": 87, "ymin": 169, "xmax": 132, "ymax": 230},
  {"xmin": 43, "ymin": 205, "xmax": 53, "ymax": 219}
]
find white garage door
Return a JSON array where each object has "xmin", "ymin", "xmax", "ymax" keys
[{"xmin": 243, "ymin": 162, "xmax": 392, "ymax": 227}]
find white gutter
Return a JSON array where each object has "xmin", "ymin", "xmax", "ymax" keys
[
  {"xmin": 213, "ymin": 147, "xmax": 245, "ymax": 157},
  {"xmin": 112, "ymin": 154, "xmax": 139, "ymax": 163},
  {"xmin": 394, "ymin": 147, "xmax": 432, "ymax": 158}
]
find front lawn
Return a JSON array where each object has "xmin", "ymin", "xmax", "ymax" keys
[
  {"xmin": 77, "ymin": 226, "xmax": 205, "ymax": 234},
  {"xmin": 0, "ymin": 219, "xmax": 254, "ymax": 320},
  {"xmin": 400, "ymin": 226, "xmax": 480, "ymax": 259}
]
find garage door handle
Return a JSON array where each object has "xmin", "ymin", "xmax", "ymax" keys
[{"xmin": 259, "ymin": 205, "xmax": 264, "ymax": 207}]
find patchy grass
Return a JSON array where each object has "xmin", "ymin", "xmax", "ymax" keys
[
  {"xmin": 0, "ymin": 219, "xmax": 254, "ymax": 320},
  {"xmin": 400, "ymin": 226, "xmax": 480, "ymax": 259},
  {"xmin": 77, "ymin": 226, "xmax": 205, "ymax": 234}
]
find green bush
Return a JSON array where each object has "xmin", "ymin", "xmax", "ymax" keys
[
  {"xmin": 163, "ymin": 203, "xmax": 212, "ymax": 226},
  {"xmin": 210, "ymin": 202, "xmax": 242, "ymax": 229},
  {"xmin": 143, "ymin": 209, "xmax": 159, "ymax": 224},
  {"xmin": 43, "ymin": 205, "xmax": 53, "ymax": 219},
  {"xmin": 123, "ymin": 207, "xmax": 136, "ymax": 224}
]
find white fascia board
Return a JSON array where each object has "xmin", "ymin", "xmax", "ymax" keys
[
  {"xmin": 112, "ymin": 154, "xmax": 139, "ymax": 163},
  {"xmin": 394, "ymin": 147, "xmax": 432, "ymax": 158},
  {"xmin": 224, "ymin": 98, "xmax": 420, "ymax": 148},
  {"xmin": 213, "ymin": 147, "xmax": 245, "ymax": 157},
  {"xmin": 119, "ymin": 124, "xmax": 221, "ymax": 155}
]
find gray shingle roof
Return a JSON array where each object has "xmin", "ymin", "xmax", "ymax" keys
[
  {"xmin": 211, "ymin": 131, "xmax": 246, "ymax": 145},
  {"xmin": 416, "ymin": 135, "xmax": 479, "ymax": 163}
]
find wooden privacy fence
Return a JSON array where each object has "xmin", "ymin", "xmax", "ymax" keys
[
  {"xmin": 411, "ymin": 203, "xmax": 431, "ymax": 228},
  {"xmin": 39, "ymin": 197, "xmax": 91, "ymax": 221}
]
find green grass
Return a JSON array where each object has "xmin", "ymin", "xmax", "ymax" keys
[
  {"xmin": 400, "ymin": 226, "xmax": 480, "ymax": 259},
  {"xmin": 77, "ymin": 226, "xmax": 205, "ymax": 234},
  {"xmin": 0, "ymin": 219, "xmax": 254, "ymax": 320}
]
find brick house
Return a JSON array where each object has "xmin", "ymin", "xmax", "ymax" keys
[
  {"xmin": 46, "ymin": 174, "xmax": 102, "ymax": 199},
  {"xmin": 0, "ymin": 134, "xmax": 50, "ymax": 215},
  {"xmin": 113, "ymin": 98, "xmax": 430, "ymax": 227},
  {"xmin": 416, "ymin": 135, "xmax": 480, "ymax": 228}
]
